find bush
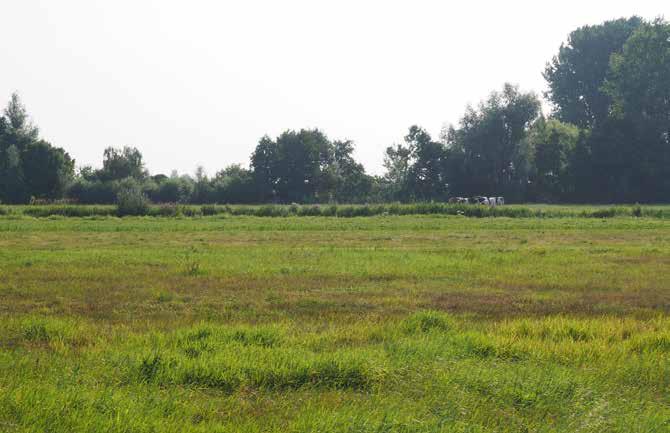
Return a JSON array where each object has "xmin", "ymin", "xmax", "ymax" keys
[
  {"xmin": 201, "ymin": 205, "xmax": 225, "ymax": 216},
  {"xmin": 22, "ymin": 205, "xmax": 115, "ymax": 217},
  {"xmin": 116, "ymin": 186, "xmax": 150, "ymax": 216},
  {"xmin": 149, "ymin": 203, "xmax": 179, "ymax": 217}
]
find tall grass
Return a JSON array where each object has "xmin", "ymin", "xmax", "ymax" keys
[
  {"xmin": 6, "ymin": 203, "xmax": 670, "ymax": 219},
  {"xmin": 1, "ymin": 216, "xmax": 669, "ymax": 431}
]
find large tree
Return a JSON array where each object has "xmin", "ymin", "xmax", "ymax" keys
[
  {"xmin": 598, "ymin": 18, "xmax": 670, "ymax": 202},
  {"xmin": 0, "ymin": 94, "xmax": 74, "ymax": 203},
  {"xmin": 382, "ymin": 143, "xmax": 412, "ymax": 202},
  {"xmin": 250, "ymin": 135, "xmax": 278, "ymax": 202},
  {"xmin": 445, "ymin": 84, "xmax": 541, "ymax": 200},
  {"xmin": 250, "ymin": 129, "xmax": 364, "ymax": 203},
  {"xmin": 405, "ymin": 126, "xmax": 448, "ymax": 201},
  {"xmin": 526, "ymin": 118, "xmax": 580, "ymax": 202},
  {"xmin": 544, "ymin": 17, "xmax": 643, "ymax": 129},
  {"xmin": 330, "ymin": 140, "xmax": 372, "ymax": 203},
  {"xmin": 99, "ymin": 146, "xmax": 147, "ymax": 181},
  {"xmin": 21, "ymin": 140, "xmax": 75, "ymax": 199}
]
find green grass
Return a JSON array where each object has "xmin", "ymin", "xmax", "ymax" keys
[
  {"xmin": 0, "ymin": 213, "xmax": 669, "ymax": 432},
  {"xmin": 3, "ymin": 202, "xmax": 670, "ymax": 219}
]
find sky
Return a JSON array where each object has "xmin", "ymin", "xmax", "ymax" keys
[{"xmin": 1, "ymin": 1, "xmax": 667, "ymax": 176}]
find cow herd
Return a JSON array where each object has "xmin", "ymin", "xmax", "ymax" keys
[{"xmin": 448, "ymin": 196, "xmax": 505, "ymax": 206}]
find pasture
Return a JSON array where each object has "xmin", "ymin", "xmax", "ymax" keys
[{"xmin": 0, "ymin": 211, "xmax": 669, "ymax": 432}]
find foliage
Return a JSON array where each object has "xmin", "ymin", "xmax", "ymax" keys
[
  {"xmin": 444, "ymin": 84, "xmax": 541, "ymax": 201},
  {"xmin": 3, "ymin": 17, "xmax": 670, "ymax": 206},
  {"xmin": 116, "ymin": 182, "xmax": 150, "ymax": 216},
  {"xmin": 543, "ymin": 17, "xmax": 643, "ymax": 128},
  {"xmin": 526, "ymin": 118, "xmax": 580, "ymax": 202},
  {"xmin": 0, "ymin": 94, "xmax": 74, "ymax": 204}
]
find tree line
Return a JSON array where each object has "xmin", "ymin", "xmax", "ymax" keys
[{"xmin": 1, "ymin": 17, "xmax": 668, "ymax": 205}]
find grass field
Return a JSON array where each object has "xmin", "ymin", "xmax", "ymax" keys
[{"xmin": 1, "ymin": 211, "xmax": 669, "ymax": 432}]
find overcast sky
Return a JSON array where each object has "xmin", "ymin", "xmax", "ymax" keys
[{"xmin": 1, "ymin": 1, "xmax": 667, "ymax": 176}]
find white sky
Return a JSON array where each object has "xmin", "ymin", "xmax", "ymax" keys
[{"xmin": 1, "ymin": 1, "xmax": 667, "ymax": 176}]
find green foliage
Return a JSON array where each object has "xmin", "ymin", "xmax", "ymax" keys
[
  {"xmin": 6, "ymin": 203, "xmax": 670, "ymax": 219},
  {"xmin": 444, "ymin": 84, "xmax": 541, "ymax": 201},
  {"xmin": 544, "ymin": 17, "xmax": 643, "ymax": 128},
  {"xmin": 116, "ymin": 183, "xmax": 150, "ymax": 216},
  {"xmin": 4, "ymin": 17, "xmax": 670, "ymax": 208},
  {"xmin": 527, "ymin": 118, "xmax": 580, "ymax": 202},
  {"xmin": 0, "ymin": 94, "xmax": 74, "ymax": 204},
  {"xmin": 99, "ymin": 146, "xmax": 147, "ymax": 181}
]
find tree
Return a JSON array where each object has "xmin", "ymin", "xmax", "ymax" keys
[
  {"xmin": 329, "ymin": 140, "xmax": 372, "ymax": 203},
  {"xmin": 192, "ymin": 166, "xmax": 214, "ymax": 203},
  {"xmin": 21, "ymin": 141, "xmax": 75, "ymax": 199},
  {"xmin": 382, "ymin": 143, "xmax": 412, "ymax": 201},
  {"xmin": 526, "ymin": 118, "xmax": 580, "ymax": 201},
  {"xmin": 445, "ymin": 84, "xmax": 541, "ymax": 200},
  {"xmin": 405, "ymin": 126, "xmax": 448, "ymax": 201},
  {"xmin": 250, "ymin": 135, "xmax": 278, "ymax": 201},
  {"xmin": 250, "ymin": 129, "xmax": 336, "ymax": 203},
  {"xmin": 0, "ymin": 94, "xmax": 74, "ymax": 203},
  {"xmin": 0, "ymin": 144, "xmax": 28, "ymax": 203},
  {"xmin": 544, "ymin": 17, "xmax": 643, "ymax": 129},
  {"xmin": 99, "ymin": 146, "xmax": 147, "ymax": 181},
  {"xmin": 598, "ymin": 18, "xmax": 670, "ymax": 202},
  {"xmin": 213, "ymin": 164, "xmax": 256, "ymax": 203},
  {"xmin": 3, "ymin": 93, "xmax": 39, "ymax": 150}
]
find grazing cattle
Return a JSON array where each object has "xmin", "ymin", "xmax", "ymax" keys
[{"xmin": 451, "ymin": 196, "xmax": 502, "ymax": 206}]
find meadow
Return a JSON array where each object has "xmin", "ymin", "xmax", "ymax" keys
[{"xmin": 0, "ymin": 209, "xmax": 669, "ymax": 432}]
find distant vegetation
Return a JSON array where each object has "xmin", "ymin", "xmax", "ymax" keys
[
  {"xmin": 1, "ymin": 17, "xmax": 669, "ymax": 205},
  {"xmin": 3, "ymin": 203, "xmax": 670, "ymax": 219}
]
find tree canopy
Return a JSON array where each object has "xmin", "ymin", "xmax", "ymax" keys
[{"xmin": 2, "ymin": 17, "xmax": 669, "ymax": 205}]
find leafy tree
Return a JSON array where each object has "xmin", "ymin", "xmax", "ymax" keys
[
  {"xmin": 99, "ymin": 146, "xmax": 147, "ymax": 181},
  {"xmin": 0, "ymin": 94, "xmax": 75, "ymax": 203},
  {"xmin": 526, "ymin": 118, "xmax": 580, "ymax": 201},
  {"xmin": 544, "ymin": 17, "xmax": 643, "ymax": 128},
  {"xmin": 445, "ymin": 84, "xmax": 541, "ymax": 200},
  {"xmin": 250, "ymin": 135, "xmax": 278, "ymax": 202},
  {"xmin": 250, "ymin": 129, "xmax": 336, "ymax": 203},
  {"xmin": 0, "ymin": 144, "xmax": 28, "ymax": 203},
  {"xmin": 192, "ymin": 166, "xmax": 214, "ymax": 203},
  {"xmin": 595, "ymin": 18, "xmax": 670, "ymax": 202},
  {"xmin": 330, "ymin": 140, "xmax": 372, "ymax": 203},
  {"xmin": 3, "ymin": 93, "xmax": 39, "ymax": 150},
  {"xmin": 213, "ymin": 164, "xmax": 256, "ymax": 203},
  {"xmin": 382, "ymin": 143, "xmax": 412, "ymax": 201},
  {"xmin": 405, "ymin": 126, "xmax": 448, "ymax": 201},
  {"xmin": 21, "ymin": 141, "xmax": 75, "ymax": 199}
]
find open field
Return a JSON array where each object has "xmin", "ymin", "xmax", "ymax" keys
[{"xmin": 1, "ymin": 212, "xmax": 669, "ymax": 432}]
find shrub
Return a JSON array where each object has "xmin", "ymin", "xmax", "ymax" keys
[
  {"xmin": 149, "ymin": 203, "xmax": 179, "ymax": 217},
  {"xmin": 201, "ymin": 205, "xmax": 225, "ymax": 216},
  {"xmin": 116, "ymin": 186, "xmax": 150, "ymax": 216}
]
